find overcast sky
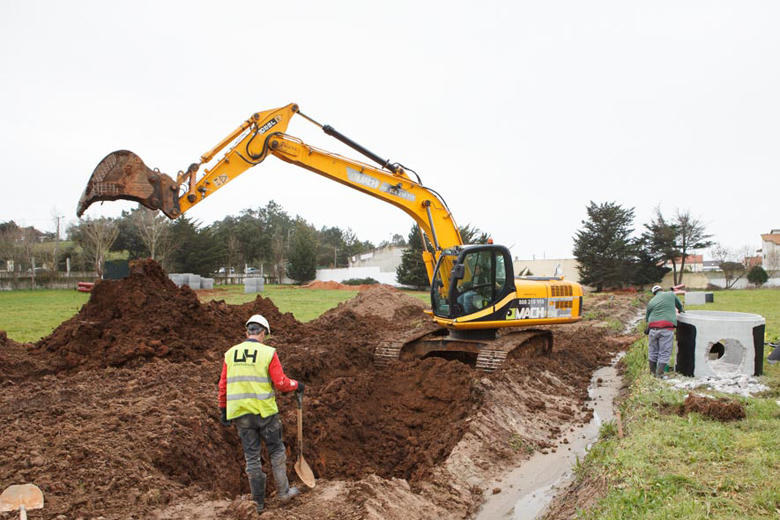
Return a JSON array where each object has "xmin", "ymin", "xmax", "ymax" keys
[{"xmin": 1, "ymin": 1, "xmax": 777, "ymax": 259}]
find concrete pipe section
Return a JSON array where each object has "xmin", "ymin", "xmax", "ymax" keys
[{"xmin": 676, "ymin": 311, "xmax": 766, "ymax": 378}]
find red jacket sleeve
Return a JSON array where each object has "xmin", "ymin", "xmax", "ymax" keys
[
  {"xmin": 269, "ymin": 352, "xmax": 299, "ymax": 393},
  {"xmin": 218, "ymin": 362, "xmax": 227, "ymax": 408}
]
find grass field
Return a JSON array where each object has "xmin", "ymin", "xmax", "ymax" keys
[
  {"xmin": 573, "ymin": 288, "xmax": 780, "ymax": 519},
  {"xmin": 0, "ymin": 289, "xmax": 89, "ymax": 342},
  {"xmin": 197, "ymin": 285, "xmax": 429, "ymax": 322},
  {"xmin": 0, "ymin": 284, "xmax": 430, "ymax": 342}
]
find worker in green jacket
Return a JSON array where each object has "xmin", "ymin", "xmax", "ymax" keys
[{"xmin": 645, "ymin": 285, "xmax": 684, "ymax": 378}]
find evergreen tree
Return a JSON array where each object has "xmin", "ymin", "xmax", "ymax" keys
[
  {"xmin": 573, "ymin": 201, "xmax": 636, "ymax": 292},
  {"xmin": 286, "ymin": 220, "xmax": 317, "ymax": 283},
  {"xmin": 396, "ymin": 223, "xmax": 488, "ymax": 288},
  {"xmin": 166, "ymin": 217, "xmax": 222, "ymax": 275},
  {"xmin": 630, "ymin": 235, "xmax": 669, "ymax": 287},
  {"xmin": 396, "ymin": 224, "xmax": 432, "ymax": 288}
]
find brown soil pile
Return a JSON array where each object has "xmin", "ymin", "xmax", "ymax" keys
[
  {"xmin": 681, "ymin": 393, "xmax": 746, "ymax": 422},
  {"xmin": 33, "ymin": 259, "xmax": 299, "ymax": 371},
  {"xmin": 0, "ymin": 260, "xmax": 479, "ymax": 518},
  {"xmin": 302, "ymin": 280, "xmax": 394, "ymax": 291},
  {"xmin": 318, "ymin": 284, "xmax": 427, "ymax": 321},
  {"xmin": 0, "ymin": 260, "xmax": 634, "ymax": 519}
]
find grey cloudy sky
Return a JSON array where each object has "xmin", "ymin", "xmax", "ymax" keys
[{"xmin": 1, "ymin": 1, "xmax": 777, "ymax": 259}]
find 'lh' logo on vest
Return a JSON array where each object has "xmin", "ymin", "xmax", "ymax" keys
[{"xmin": 234, "ymin": 348, "xmax": 258, "ymax": 363}]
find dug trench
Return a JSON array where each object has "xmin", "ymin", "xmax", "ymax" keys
[{"xmin": 0, "ymin": 260, "xmax": 638, "ymax": 519}]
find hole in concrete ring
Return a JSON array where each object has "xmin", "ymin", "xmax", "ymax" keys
[
  {"xmin": 705, "ymin": 338, "xmax": 745, "ymax": 375},
  {"xmin": 708, "ymin": 342, "xmax": 725, "ymax": 360}
]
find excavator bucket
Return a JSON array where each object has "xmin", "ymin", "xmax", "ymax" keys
[{"xmin": 76, "ymin": 150, "xmax": 182, "ymax": 219}]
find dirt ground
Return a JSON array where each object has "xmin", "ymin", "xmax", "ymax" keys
[{"xmin": 0, "ymin": 261, "xmax": 639, "ymax": 519}]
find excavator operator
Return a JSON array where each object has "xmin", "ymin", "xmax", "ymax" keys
[{"xmin": 218, "ymin": 314, "xmax": 303, "ymax": 513}]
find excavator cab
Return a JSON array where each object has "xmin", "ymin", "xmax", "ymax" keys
[{"xmin": 431, "ymin": 245, "xmax": 514, "ymax": 321}]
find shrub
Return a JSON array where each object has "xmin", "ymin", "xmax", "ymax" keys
[
  {"xmin": 342, "ymin": 277, "xmax": 379, "ymax": 286},
  {"xmin": 747, "ymin": 265, "xmax": 769, "ymax": 287}
]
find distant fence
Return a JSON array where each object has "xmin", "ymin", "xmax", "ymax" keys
[
  {"xmin": 0, "ymin": 272, "xmax": 98, "ymax": 290},
  {"xmin": 660, "ymin": 270, "xmax": 780, "ymax": 290}
]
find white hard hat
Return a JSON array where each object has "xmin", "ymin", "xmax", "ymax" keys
[
  {"xmin": 246, "ymin": 314, "xmax": 270, "ymax": 334},
  {"xmin": 651, "ymin": 285, "xmax": 662, "ymax": 294}
]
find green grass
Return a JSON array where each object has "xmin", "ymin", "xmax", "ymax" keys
[
  {"xmin": 0, "ymin": 289, "xmax": 89, "ymax": 342},
  {"xmin": 200, "ymin": 285, "xmax": 359, "ymax": 322},
  {"xmin": 0, "ymin": 284, "xmax": 430, "ymax": 343},
  {"xmin": 570, "ymin": 288, "xmax": 780, "ymax": 519},
  {"xmin": 685, "ymin": 288, "xmax": 780, "ymax": 341}
]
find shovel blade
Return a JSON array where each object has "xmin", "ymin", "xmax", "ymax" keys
[
  {"xmin": 294, "ymin": 456, "xmax": 316, "ymax": 489},
  {"xmin": 76, "ymin": 150, "xmax": 182, "ymax": 219},
  {"xmin": 0, "ymin": 484, "xmax": 44, "ymax": 512}
]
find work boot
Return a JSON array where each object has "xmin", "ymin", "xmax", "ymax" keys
[
  {"xmin": 278, "ymin": 486, "xmax": 300, "ymax": 503},
  {"xmin": 248, "ymin": 475, "xmax": 266, "ymax": 513},
  {"xmin": 655, "ymin": 363, "xmax": 667, "ymax": 379},
  {"xmin": 649, "ymin": 360, "xmax": 657, "ymax": 374}
]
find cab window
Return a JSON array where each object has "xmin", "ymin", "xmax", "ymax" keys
[{"xmin": 454, "ymin": 250, "xmax": 494, "ymax": 315}]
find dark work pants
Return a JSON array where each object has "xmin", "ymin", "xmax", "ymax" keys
[{"xmin": 233, "ymin": 413, "xmax": 290, "ymax": 508}]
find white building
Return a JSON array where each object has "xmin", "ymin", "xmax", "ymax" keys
[{"xmin": 760, "ymin": 229, "xmax": 780, "ymax": 270}]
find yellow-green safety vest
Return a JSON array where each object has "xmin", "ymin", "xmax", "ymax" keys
[{"xmin": 224, "ymin": 340, "xmax": 278, "ymax": 420}]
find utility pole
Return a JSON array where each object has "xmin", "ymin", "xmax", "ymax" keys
[{"xmin": 54, "ymin": 215, "xmax": 63, "ymax": 273}]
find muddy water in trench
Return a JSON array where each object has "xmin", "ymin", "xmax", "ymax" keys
[{"xmin": 475, "ymin": 354, "xmax": 623, "ymax": 520}]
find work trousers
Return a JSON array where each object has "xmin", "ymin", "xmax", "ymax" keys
[
  {"xmin": 234, "ymin": 412, "xmax": 290, "ymax": 506},
  {"xmin": 648, "ymin": 328, "xmax": 675, "ymax": 365}
]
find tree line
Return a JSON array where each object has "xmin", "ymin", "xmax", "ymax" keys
[
  {"xmin": 573, "ymin": 201, "xmax": 769, "ymax": 291},
  {"xmin": 0, "ymin": 201, "xmax": 385, "ymax": 282}
]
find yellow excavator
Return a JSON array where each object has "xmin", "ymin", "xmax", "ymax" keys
[{"xmin": 77, "ymin": 103, "xmax": 583, "ymax": 371}]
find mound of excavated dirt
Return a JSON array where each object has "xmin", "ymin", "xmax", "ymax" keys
[
  {"xmin": 0, "ymin": 260, "xmax": 482, "ymax": 518},
  {"xmin": 33, "ymin": 259, "xmax": 299, "ymax": 371},
  {"xmin": 317, "ymin": 284, "xmax": 427, "ymax": 322},
  {"xmin": 681, "ymin": 393, "xmax": 746, "ymax": 422},
  {"xmin": 302, "ymin": 280, "xmax": 396, "ymax": 291},
  {"xmin": 0, "ymin": 261, "xmax": 639, "ymax": 520}
]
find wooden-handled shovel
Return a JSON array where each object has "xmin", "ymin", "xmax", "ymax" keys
[
  {"xmin": 0, "ymin": 484, "xmax": 44, "ymax": 520},
  {"xmin": 294, "ymin": 391, "xmax": 316, "ymax": 488}
]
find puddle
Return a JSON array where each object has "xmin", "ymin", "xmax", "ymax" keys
[{"xmin": 475, "ymin": 354, "xmax": 623, "ymax": 520}]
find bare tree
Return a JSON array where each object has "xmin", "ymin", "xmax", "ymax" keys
[
  {"xmin": 131, "ymin": 207, "xmax": 173, "ymax": 262},
  {"xmin": 711, "ymin": 244, "xmax": 748, "ymax": 289},
  {"xmin": 710, "ymin": 243, "xmax": 730, "ymax": 265},
  {"xmin": 19, "ymin": 227, "xmax": 39, "ymax": 286},
  {"xmin": 78, "ymin": 217, "xmax": 119, "ymax": 278},
  {"xmin": 50, "ymin": 208, "xmax": 64, "ymax": 273},
  {"xmin": 0, "ymin": 221, "xmax": 21, "ymax": 273}
]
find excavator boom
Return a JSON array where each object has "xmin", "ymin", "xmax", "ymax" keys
[{"xmin": 77, "ymin": 103, "xmax": 583, "ymax": 371}]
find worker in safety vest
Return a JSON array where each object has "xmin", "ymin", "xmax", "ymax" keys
[{"xmin": 218, "ymin": 314, "xmax": 303, "ymax": 513}]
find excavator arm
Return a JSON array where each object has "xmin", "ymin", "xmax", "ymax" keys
[
  {"xmin": 78, "ymin": 103, "xmax": 462, "ymax": 281},
  {"xmin": 78, "ymin": 102, "xmax": 584, "ymax": 371}
]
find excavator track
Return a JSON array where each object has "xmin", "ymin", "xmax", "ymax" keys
[
  {"xmin": 374, "ymin": 341, "xmax": 403, "ymax": 367},
  {"xmin": 374, "ymin": 327, "xmax": 553, "ymax": 372}
]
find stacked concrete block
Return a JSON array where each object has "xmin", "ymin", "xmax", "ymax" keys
[
  {"xmin": 201, "ymin": 277, "xmax": 214, "ymax": 290},
  {"xmin": 685, "ymin": 292, "xmax": 714, "ymax": 305},
  {"xmin": 168, "ymin": 274, "xmax": 185, "ymax": 287},
  {"xmin": 676, "ymin": 310, "xmax": 765, "ymax": 377},
  {"xmin": 244, "ymin": 276, "xmax": 264, "ymax": 294},
  {"xmin": 184, "ymin": 274, "xmax": 201, "ymax": 289}
]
